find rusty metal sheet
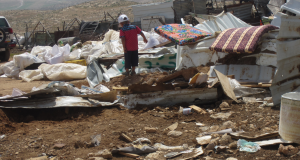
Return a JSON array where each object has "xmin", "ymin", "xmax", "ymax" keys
[
  {"xmin": 0, "ymin": 88, "xmax": 58, "ymax": 100},
  {"xmin": 0, "ymin": 96, "xmax": 119, "ymax": 109},
  {"xmin": 123, "ymin": 88, "xmax": 218, "ymax": 109},
  {"xmin": 277, "ymin": 16, "xmax": 300, "ymax": 39},
  {"xmin": 270, "ymin": 79, "xmax": 300, "ymax": 105}
]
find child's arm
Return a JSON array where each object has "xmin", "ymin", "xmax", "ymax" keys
[
  {"xmin": 140, "ymin": 32, "xmax": 148, "ymax": 44},
  {"xmin": 121, "ymin": 37, "xmax": 127, "ymax": 53}
]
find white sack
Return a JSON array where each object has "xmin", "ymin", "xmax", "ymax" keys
[
  {"xmin": 0, "ymin": 61, "xmax": 20, "ymax": 78},
  {"xmin": 143, "ymin": 35, "xmax": 160, "ymax": 50},
  {"xmin": 104, "ymin": 41, "xmax": 123, "ymax": 55},
  {"xmin": 19, "ymin": 69, "xmax": 44, "ymax": 82},
  {"xmin": 31, "ymin": 46, "xmax": 52, "ymax": 61},
  {"xmin": 45, "ymin": 45, "xmax": 70, "ymax": 64},
  {"xmin": 39, "ymin": 63, "xmax": 87, "ymax": 81},
  {"xmin": 13, "ymin": 52, "xmax": 43, "ymax": 71}
]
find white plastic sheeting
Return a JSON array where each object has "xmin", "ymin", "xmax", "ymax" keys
[
  {"xmin": 39, "ymin": 63, "xmax": 87, "ymax": 81},
  {"xmin": 194, "ymin": 12, "xmax": 251, "ymax": 33},
  {"xmin": 0, "ymin": 61, "xmax": 20, "ymax": 78},
  {"xmin": 13, "ymin": 52, "xmax": 43, "ymax": 71},
  {"xmin": 131, "ymin": 1, "xmax": 174, "ymax": 22}
]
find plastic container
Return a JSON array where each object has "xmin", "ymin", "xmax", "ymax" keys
[
  {"xmin": 279, "ymin": 92, "xmax": 300, "ymax": 143},
  {"xmin": 183, "ymin": 108, "xmax": 192, "ymax": 115}
]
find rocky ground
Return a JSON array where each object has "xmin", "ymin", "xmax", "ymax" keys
[{"xmin": 0, "ymin": 71, "xmax": 298, "ymax": 160}]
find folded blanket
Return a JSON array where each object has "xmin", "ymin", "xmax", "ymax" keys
[
  {"xmin": 155, "ymin": 24, "xmax": 212, "ymax": 46},
  {"xmin": 209, "ymin": 25, "xmax": 278, "ymax": 53}
]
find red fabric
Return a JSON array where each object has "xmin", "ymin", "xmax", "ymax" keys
[{"xmin": 120, "ymin": 24, "xmax": 142, "ymax": 51}]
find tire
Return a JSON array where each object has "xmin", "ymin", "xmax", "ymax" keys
[
  {"xmin": 0, "ymin": 28, "xmax": 6, "ymax": 45},
  {"xmin": 0, "ymin": 47, "xmax": 10, "ymax": 62}
]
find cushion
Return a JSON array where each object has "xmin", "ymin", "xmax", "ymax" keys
[
  {"xmin": 209, "ymin": 25, "xmax": 278, "ymax": 53},
  {"xmin": 154, "ymin": 24, "xmax": 212, "ymax": 46}
]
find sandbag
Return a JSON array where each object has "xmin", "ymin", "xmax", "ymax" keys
[
  {"xmin": 19, "ymin": 69, "xmax": 44, "ymax": 82},
  {"xmin": 13, "ymin": 52, "xmax": 43, "ymax": 71},
  {"xmin": 0, "ymin": 61, "xmax": 20, "ymax": 78},
  {"xmin": 31, "ymin": 46, "xmax": 52, "ymax": 61},
  {"xmin": 45, "ymin": 45, "xmax": 70, "ymax": 64},
  {"xmin": 39, "ymin": 63, "xmax": 87, "ymax": 81}
]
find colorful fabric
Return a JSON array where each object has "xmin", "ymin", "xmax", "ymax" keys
[
  {"xmin": 120, "ymin": 24, "xmax": 142, "ymax": 51},
  {"xmin": 209, "ymin": 25, "xmax": 278, "ymax": 53},
  {"xmin": 154, "ymin": 24, "xmax": 212, "ymax": 46}
]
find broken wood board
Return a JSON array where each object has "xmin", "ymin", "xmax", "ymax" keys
[
  {"xmin": 189, "ymin": 105, "xmax": 207, "ymax": 114},
  {"xmin": 124, "ymin": 88, "xmax": 218, "ymax": 109},
  {"xmin": 182, "ymin": 147, "xmax": 204, "ymax": 160},
  {"xmin": 77, "ymin": 90, "xmax": 117, "ymax": 102},
  {"xmin": 241, "ymin": 83, "xmax": 272, "ymax": 88},
  {"xmin": 229, "ymin": 131, "xmax": 279, "ymax": 141},
  {"xmin": 254, "ymin": 138, "xmax": 293, "ymax": 147},
  {"xmin": 214, "ymin": 69, "xmax": 238, "ymax": 102},
  {"xmin": 128, "ymin": 83, "xmax": 174, "ymax": 94},
  {"xmin": 163, "ymin": 122, "xmax": 178, "ymax": 133},
  {"xmin": 157, "ymin": 67, "xmax": 199, "ymax": 83},
  {"xmin": 112, "ymin": 86, "xmax": 128, "ymax": 91},
  {"xmin": 119, "ymin": 152, "xmax": 139, "ymax": 158}
]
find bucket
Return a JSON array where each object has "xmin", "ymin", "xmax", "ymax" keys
[
  {"xmin": 279, "ymin": 92, "xmax": 300, "ymax": 143},
  {"xmin": 183, "ymin": 108, "xmax": 192, "ymax": 115}
]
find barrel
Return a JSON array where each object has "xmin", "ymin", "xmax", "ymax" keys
[{"xmin": 279, "ymin": 92, "xmax": 300, "ymax": 143}]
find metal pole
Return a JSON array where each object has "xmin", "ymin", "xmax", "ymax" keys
[{"xmin": 192, "ymin": 0, "xmax": 196, "ymax": 14}]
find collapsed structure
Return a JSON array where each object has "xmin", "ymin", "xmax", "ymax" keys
[{"xmin": 1, "ymin": 0, "xmax": 300, "ymax": 159}]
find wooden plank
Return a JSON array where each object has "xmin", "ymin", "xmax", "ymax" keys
[
  {"xmin": 255, "ymin": 138, "xmax": 293, "ymax": 147},
  {"xmin": 214, "ymin": 69, "xmax": 238, "ymax": 102},
  {"xmin": 241, "ymin": 84, "xmax": 272, "ymax": 88},
  {"xmin": 229, "ymin": 131, "xmax": 279, "ymax": 141},
  {"xmin": 112, "ymin": 86, "xmax": 128, "ymax": 91},
  {"xmin": 189, "ymin": 105, "xmax": 207, "ymax": 114},
  {"xmin": 119, "ymin": 152, "xmax": 139, "ymax": 158}
]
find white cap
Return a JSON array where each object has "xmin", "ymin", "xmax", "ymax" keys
[{"xmin": 118, "ymin": 14, "xmax": 129, "ymax": 23}]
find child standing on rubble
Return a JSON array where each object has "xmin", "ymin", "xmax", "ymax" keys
[{"xmin": 118, "ymin": 14, "xmax": 148, "ymax": 76}]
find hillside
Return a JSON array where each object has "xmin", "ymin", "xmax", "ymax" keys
[{"xmin": 0, "ymin": 0, "xmax": 169, "ymax": 34}]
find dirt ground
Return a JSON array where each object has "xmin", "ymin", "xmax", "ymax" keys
[{"xmin": 0, "ymin": 72, "xmax": 298, "ymax": 160}]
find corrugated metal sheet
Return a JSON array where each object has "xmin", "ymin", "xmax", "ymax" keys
[
  {"xmin": 132, "ymin": 1, "xmax": 174, "ymax": 22},
  {"xmin": 277, "ymin": 16, "xmax": 300, "ymax": 39},
  {"xmin": 227, "ymin": 2, "xmax": 253, "ymax": 20},
  {"xmin": 209, "ymin": 65, "xmax": 276, "ymax": 83},
  {"xmin": 193, "ymin": 12, "xmax": 251, "ymax": 33},
  {"xmin": 270, "ymin": 13, "xmax": 300, "ymax": 105},
  {"xmin": 280, "ymin": 0, "xmax": 300, "ymax": 15},
  {"xmin": 123, "ymin": 88, "xmax": 218, "ymax": 109}
]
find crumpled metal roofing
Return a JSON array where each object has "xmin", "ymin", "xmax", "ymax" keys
[{"xmin": 193, "ymin": 12, "xmax": 251, "ymax": 33}]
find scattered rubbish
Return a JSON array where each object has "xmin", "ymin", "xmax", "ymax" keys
[
  {"xmin": 164, "ymin": 122, "xmax": 178, "ymax": 133},
  {"xmin": 254, "ymin": 138, "xmax": 293, "ymax": 147},
  {"xmin": 91, "ymin": 134, "xmax": 101, "ymax": 146},
  {"xmin": 89, "ymin": 149, "xmax": 113, "ymax": 159},
  {"xmin": 167, "ymin": 131, "xmax": 183, "ymax": 137},
  {"xmin": 120, "ymin": 133, "xmax": 133, "ymax": 143},
  {"xmin": 118, "ymin": 152, "xmax": 139, "ymax": 158},
  {"xmin": 196, "ymin": 123, "xmax": 205, "ymax": 127},
  {"xmin": 182, "ymin": 147, "xmax": 204, "ymax": 160},
  {"xmin": 53, "ymin": 143, "xmax": 66, "ymax": 149},
  {"xmin": 242, "ymin": 97, "xmax": 257, "ymax": 103},
  {"xmin": 112, "ymin": 146, "xmax": 157, "ymax": 155},
  {"xmin": 164, "ymin": 152, "xmax": 182, "ymax": 158},
  {"xmin": 0, "ymin": 135, "xmax": 5, "ymax": 139},
  {"xmin": 195, "ymin": 136, "xmax": 212, "ymax": 145},
  {"xmin": 153, "ymin": 143, "xmax": 188, "ymax": 151},
  {"xmin": 214, "ymin": 69, "xmax": 238, "ymax": 102},
  {"xmin": 210, "ymin": 112, "xmax": 233, "ymax": 120},
  {"xmin": 237, "ymin": 139, "xmax": 261, "ymax": 152},
  {"xmin": 132, "ymin": 138, "xmax": 151, "ymax": 145},
  {"xmin": 229, "ymin": 131, "xmax": 279, "ymax": 141},
  {"xmin": 189, "ymin": 105, "xmax": 207, "ymax": 114},
  {"xmin": 219, "ymin": 102, "xmax": 231, "ymax": 111},
  {"xmin": 183, "ymin": 108, "xmax": 192, "ymax": 115},
  {"xmin": 215, "ymin": 146, "xmax": 229, "ymax": 153}
]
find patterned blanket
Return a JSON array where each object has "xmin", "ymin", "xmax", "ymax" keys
[
  {"xmin": 155, "ymin": 24, "xmax": 212, "ymax": 46},
  {"xmin": 209, "ymin": 25, "xmax": 278, "ymax": 53}
]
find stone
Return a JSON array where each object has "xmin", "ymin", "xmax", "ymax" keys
[
  {"xmin": 278, "ymin": 144, "xmax": 299, "ymax": 156},
  {"xmin": 229, "ymin": 141, "xmax": 238, "ymax": 149},
  {"xmin": 145, "ymin": 151, "xmax": 161, "ymax": 159},
  {"xmin": 206, "ymin": 142, "xmax": 215, "ymax": 150},
  {"xmin": 204, "ymin": 156, "xmax": 215, "ymax": 160},
  {"xmin": 75, "ymin": 158, "xmax": 84, "ymax": 160},
  {"xmin": 128, "ymin": 128, "xmax": 135, "ymax": 132},
  {"xmin": 226, "ymin": 158, "xmax": 238, "ymax": 160},
  {"xmin": 53, "ymin": 143, "xmax": 66, "ymax": 149},
  {"xmin": 200, "ymin": 126, "xmax": 210, "ymax": 132},
  {"xmin": 145, "ymin": 127, "xmax": 157, "ymax": 133},
  {"xmin": 25, "ymin": 156, "xmax": 48, "ymax": 160},
  {"xmin": 74, "ymin": 140, "xmax": 86, "ymax": 148},
  {"xmin": 209, "ymin": 125, "xmax": 219, "ymax": 132},
  {"xmin": 256, "ymin": 157, "xmax": 266, "ymax": 160},
  {"xmin": 49, "ymin": 157, "xmax": 58, "ymax": 160},
  {"xmin": 210, "ymin": 137, "xmax": 221, "ymax": 145},
  {"xmin": 95, "ymin": 149, "xmax": 113, "ymax": 159},
  {"xmin": 264, "ymin": 97, "xmax": 273, "ymax": 103},
  {"xmin": 222, "ymin": 121, "xmax": 236, "ymax": 128},
  {"xmin": 167, "ymin": 131, "xmax": 183, "ymax": 137},
  {"xmin": 210, "ymin": 112, "xmax": 233, "ymax": 120},
  {"xmin": 219, "ymin": 134, "xmax": 232, "ymax": 145},
  {"xmin": 196, "ymin": 136, "xmax": 211, "ymax": 145},
  {"xmin": 164, "ymin": 122, "xmax": 178, "ymax": 133},
  {"xmin": 88, "ymin": 158, "xmax": 105, "ymax": 160},
  {"xmin": 219, "ymin": 102, "xmax": 231, "ymax": 111},
  {"xmin": 211, "ymin": 133, "xmax": 220, "ymax": 139},
  {"xmin": 196, "ymin": 123, "xmax": 205, "ymax": 127},
  {"xmin": 216, "ymin": 146, "xmax": 228, "ymax": 153},
  {"xmin": 250, "ymin": 124, "xmax": 256, "ymax": 130}
]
